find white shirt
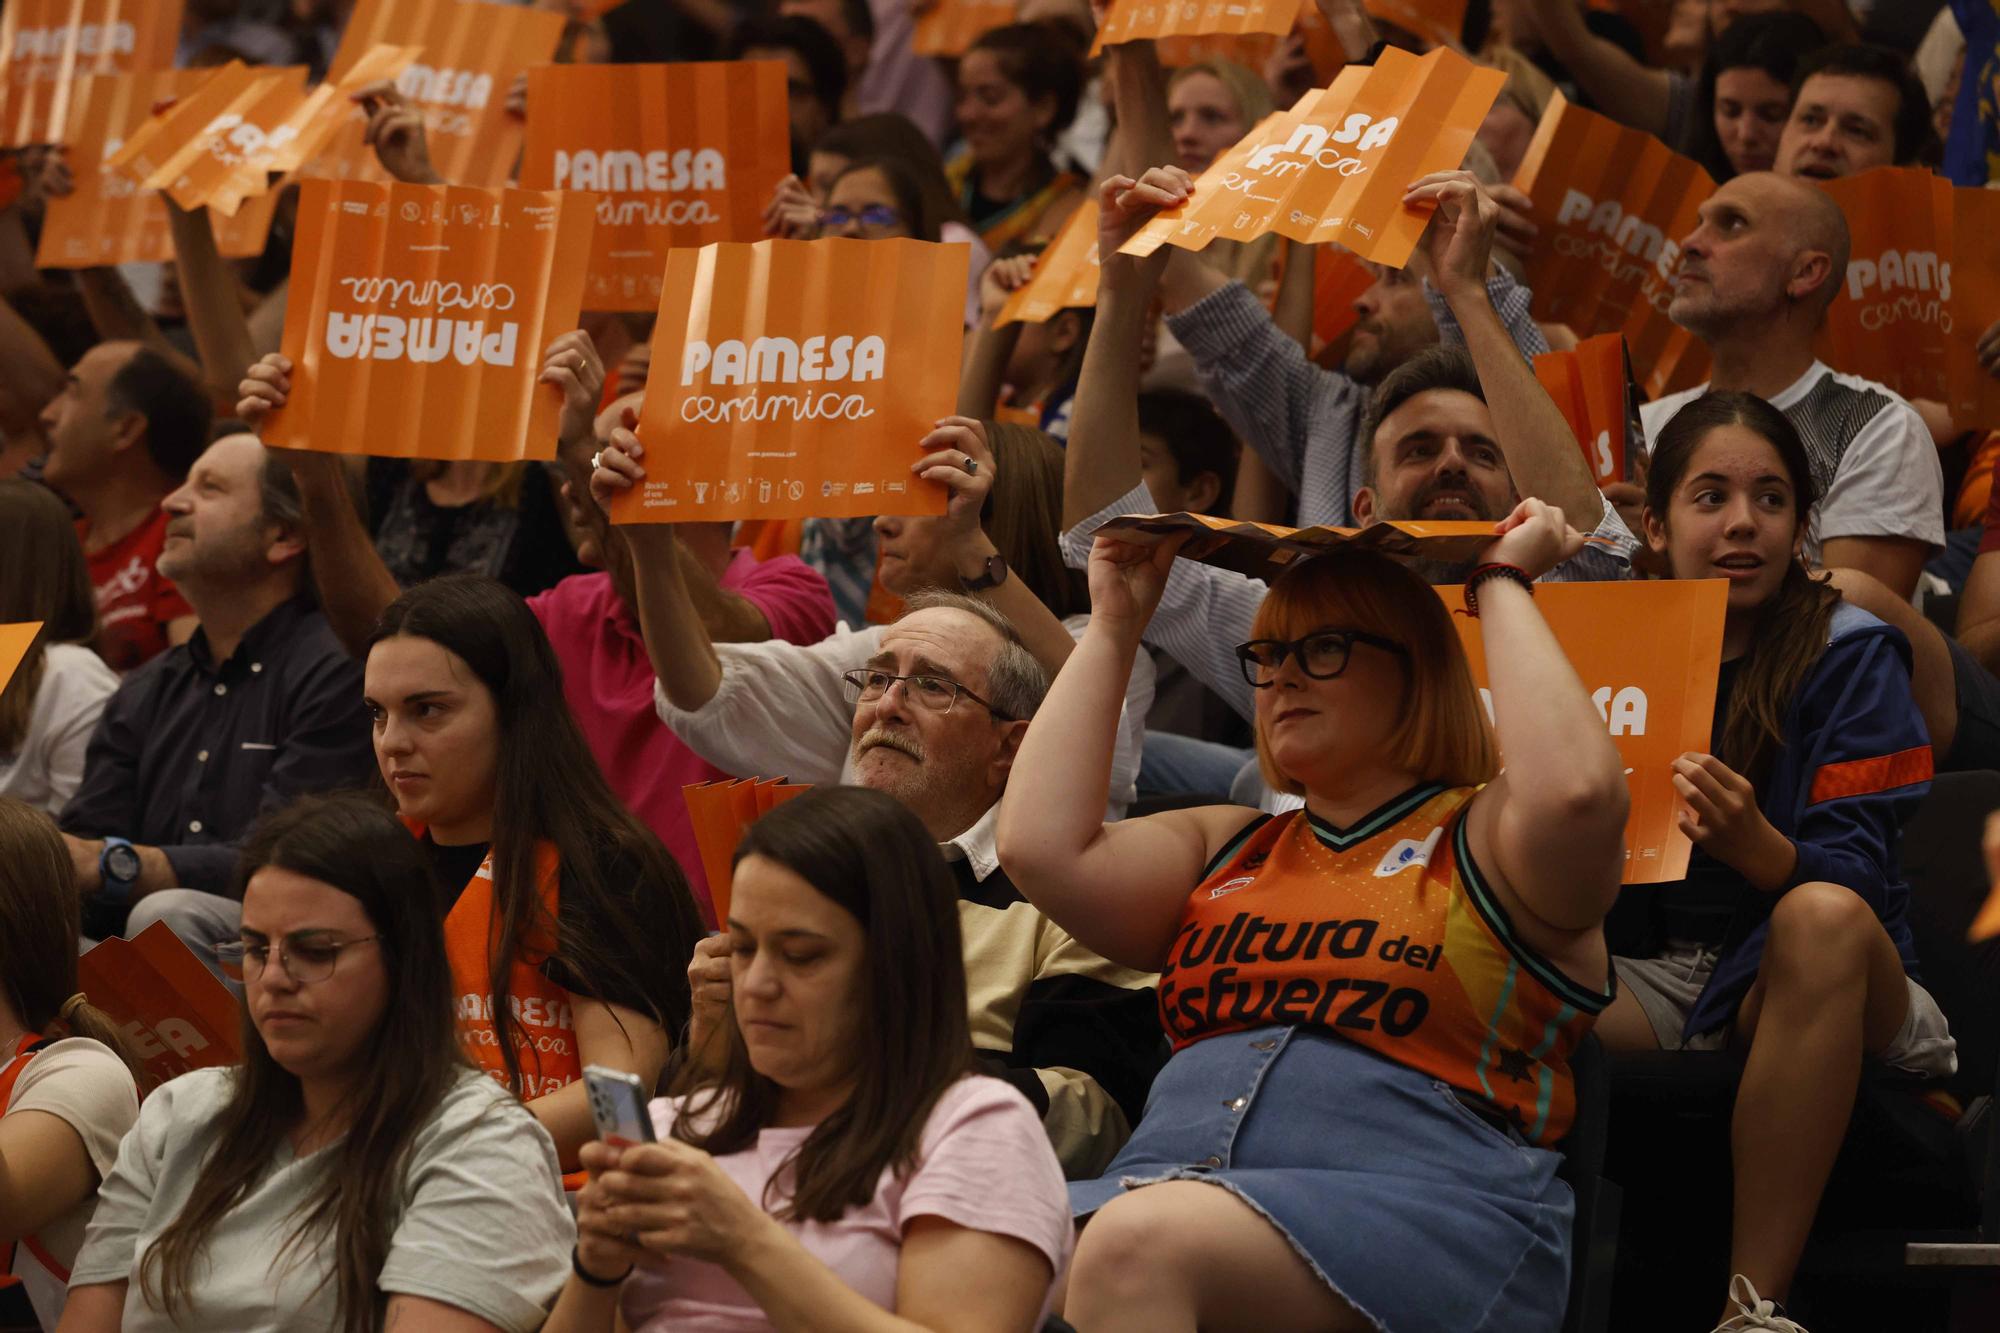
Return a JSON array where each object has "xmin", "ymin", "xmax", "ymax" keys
[
  {"xmin": 0, "ymin": 642, "xmax": 118, "ymax": 814},
  {"xmin": 653, "ymin": 616, "xmax": 1151, "ymax": 819},
  {"xmin": 1639, "ymin": 362, "xmax": 1945, "ymax": 562}
]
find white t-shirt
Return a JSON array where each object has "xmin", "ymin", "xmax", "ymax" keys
[
  {"xmin": 1640, "ymin": 362, "xmax": 1945, "ymax": 562},
  {"xmin": 621, "ymin": 1075, "xmax": 1072, "ymax": 1331},
  {"xmin": 0, "ymin": 643, "xmax": 118, "ymax": 814},
  {"xmin": 69, "ymin": 1066, "xmax": 574, "ymax": 1332},
  {"xmin": 3, "ymin": 1037, "xmax": 139, "ymax": 1330}
]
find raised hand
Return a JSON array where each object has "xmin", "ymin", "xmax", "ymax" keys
[
  {"xmin": 1477, "ymin": 496, "xmax": 1584, "ymax": 581},
  {"xmin": 538, "ymin": 330, "xmax": 605, "ymax": 455},
  {"xmin": 1404, "ymin": 170, "xmax": 1501, "ymax": 299},
  {"xmin": 1086, "ymin": 530, "xmax": 1189, "ymax": 634},
  {"xmin": 352, "ymin": 81, "xmax": 443, "ymax": 185}
]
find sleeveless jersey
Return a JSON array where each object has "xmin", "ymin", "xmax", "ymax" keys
[
  {"xmin": 1161, "ymin": 784, "xmax": 1610, "ymax": 1146},
  {"xmin": 2, "ymin": 1033, "xmax": 72, "ymax": 1330}
]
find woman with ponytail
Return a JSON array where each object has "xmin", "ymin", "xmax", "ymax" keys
[
  {"xmin": 0, "ymin": 797, "xmax": 139, "ymax": 1331},
  {"xmin": 1607, "ymin": 392, "xmax": 1956, "ymax": 1332}
]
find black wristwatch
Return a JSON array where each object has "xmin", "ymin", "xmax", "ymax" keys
[
  {"xmin": 962, "ymin": 553, "xmax": 1009, "ymax": 592},
  {"xmin": 99, "ymin": 837, "xmax": 142, "ymax": 905}
]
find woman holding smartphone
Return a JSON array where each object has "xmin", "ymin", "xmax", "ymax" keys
[
  {"xmin": 60, "ymin": 793, "xmax": 572, "ymax": 1333},
  {"xmin": 544, "ymin": 786, "xmax": 1072, "ymax": 1333}
]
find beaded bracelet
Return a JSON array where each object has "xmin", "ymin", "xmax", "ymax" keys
[{"xmin": 1462, "ymin": 562, "xmax": 1534, "ymax": 617}]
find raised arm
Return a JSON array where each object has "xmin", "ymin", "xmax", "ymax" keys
[
  {"xmin": 1098, "ymin": 34, "xmax": 1172, "ymax": 185},
  {"xmin": 0, "ymin": 289, "xmax": 64, "ymax": 439},
  {"xmin": 166, "ymin": 197, "xmax": 259, "ymax": 407},
  {"xmin": 998, "ymin": 531, "xmax": 1260, "ymax": 971},
  {"xmin": 1463, "ymin": 502, "xmax": 1629, "ymax": 939},
  {"xmin": 957, "ymin": 256, "xmax": 1033, "ymax": 419},
  {"xmin": 1406, "ymin": 171, "xmax": 1604, "ymax": 527},
  {"xmin": 1511, "ymin": 0, "xmax": 1673, "ymax": 140},
  {"xmin": 1064, "ymin": 169, "xmax": 1187, "ymax": 529}
]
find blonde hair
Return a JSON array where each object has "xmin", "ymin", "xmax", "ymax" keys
[
  {"xmin": 983, "ymin": 422, "xmax": 1088, "ymax": 619},
  {"xmin": 1168, "ymin": 58, "xmax": 1276, "ymax": 129},
  {"xmin": 1250, "ymin": 549, "xmax": 1498, "ymax": 796},
  {"xmin": 1482, "ymin": 44, "xmax": 1556, "ymax": 126}
]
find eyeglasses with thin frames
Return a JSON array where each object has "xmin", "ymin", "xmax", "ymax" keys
[
  {"xmin": 1235, "ymin": 629, "xmax": 1409, "ymax": 689},
  {"xmin": 820, "ymin": 204, "xmax": 903, "ymax": 232},
  {"xmin": 840, "ymin": 668, "xmax": 1015, "ymax": 720},
  {"xmin": 216, "ymin": 932, "xmax": 381, "ymax": 985}
]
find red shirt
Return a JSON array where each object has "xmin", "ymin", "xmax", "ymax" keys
[
  {"xmin": 527, "ymin": 552, "xmax": 835, "ymax": 924},
  {"xmin": 82, "ymin": 509, "xmax": 192, "ymax": 674}
]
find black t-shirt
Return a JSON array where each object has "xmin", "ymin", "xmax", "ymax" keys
[{"xmin": 422, "ymin": 833, "xmax": 696, "ymax": 1029}]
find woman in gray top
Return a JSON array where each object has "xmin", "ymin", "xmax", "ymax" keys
[{"xmin": 61, "ymin": 794, "xmax": 574, "ymax": 1333}]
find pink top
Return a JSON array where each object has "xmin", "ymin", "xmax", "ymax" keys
[
  {"xmin": 527, "ymin": 553, "xmax": 834, "ymax": 924},
  {"xmin": 621, "ymin": 1077, "xmax": 1072, "ymax": 1331}
]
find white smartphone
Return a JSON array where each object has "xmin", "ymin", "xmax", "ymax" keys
[{"xmin": 583, "ymin": 1064, "xmax": 657, "ymax": 1144}]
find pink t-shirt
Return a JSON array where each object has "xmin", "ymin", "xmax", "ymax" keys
[
  {"xmin": 527, "ymin": 553, "xmax": 834, "ymax": 924},
  {"xmin": 621, "ymin": 1077, "xmax": 1072, "ymax": 1331}
]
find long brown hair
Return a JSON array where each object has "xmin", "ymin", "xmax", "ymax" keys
[
  {"xmin": 0, "ymin": 480, "xmax": 97, "ymax": 753},
  {"xmin": 983, "ymin": 422, "xmax": 1089, "ymax": 618},
  {"xmin": 669, "ymin": 786, "xmax": 971, "ymax": 1223},
  {"xmin": 0, "ymin": 798, "xmax": 137, "ymax": 1075},
  {"xmin": 140, "ymin": 794, "xmax": 467, "ymax": 1333},
  {"xmin": 1644, "ymin": 392, "xmax": 1841, "ymax": 785},
  {"xmin": 367, "ymin": 576, "xmax": 703, "ymax": 1093}
]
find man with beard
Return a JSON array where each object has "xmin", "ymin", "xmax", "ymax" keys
[
  {"xmin": 583, "ymin": 456, "xmax": 1164, "ymax": 1177},
  {"xmin": 1640, "ymin": 172, "xmax": 1942, "ymax": 599},
  {"xmin": 57, "ymin": 432, "xmax": 373, "ymax": 961},
  {"xmin": 1058, "ymin": 167, "xmax": 1635, "ymax": 735}
]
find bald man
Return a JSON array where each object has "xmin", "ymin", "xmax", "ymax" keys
[{"xmin": 1640, "ymin": 172, "xmax": 1942, "ymax": 599}]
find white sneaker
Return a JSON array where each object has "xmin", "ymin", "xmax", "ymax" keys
[{"xmin": 1710, "ymin": 1275, "xmax": 1808, "ymax": 1332}]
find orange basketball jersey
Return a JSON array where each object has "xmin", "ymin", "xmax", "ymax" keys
[{"xmin": 1163, "ymin": 784, "xmax": 1611, "ymax": 1145}]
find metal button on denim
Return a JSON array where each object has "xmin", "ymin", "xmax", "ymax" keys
[{"xmin": 1226, "ymin": 1096, "xmax": 1247, "ymax": 1111}]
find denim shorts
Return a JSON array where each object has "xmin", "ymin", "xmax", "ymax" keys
[{"xmin": 1069, "ymin": 1026, "xmax": 1575, "ymax": 1333}]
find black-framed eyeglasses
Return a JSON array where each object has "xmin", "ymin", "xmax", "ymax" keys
[
  {"xmin": 1235, "ymin": 629, "xmax": 1408, "ymax": 689},
  {"xmin": 840, "ymin": 668, "xmax": 1015, "ymax": 720},
  {"xmin": 216, "ymin": 932, "xmax": 381, "ymax": 985},
  {"xmin": 820, "ymin": 204, "xmax": 903, "ymax": 232}
]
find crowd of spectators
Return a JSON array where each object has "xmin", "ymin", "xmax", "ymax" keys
[{"xmin": 3, "ymin": 2, "xmax": 1999, "ymax": 1332}]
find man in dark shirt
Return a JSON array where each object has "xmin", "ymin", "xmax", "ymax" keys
[{"xmin": 60, "ymin": 431, "xmax": 374, "ymax": 962}]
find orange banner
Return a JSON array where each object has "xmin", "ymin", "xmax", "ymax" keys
[
  {"xmin": 76, "ymin": 922, "xmax": 242, "ymax": 1092},
  {"xmin": 0, "ymin": 622, "xmax": 38, "ymax": 695},
  {"xmin": 109, "ymin": 48, "xmax": 422, "ymax": 216},
  {"xmin": 997, "ymin": 198, "xmax": 1099, "ymax": 325},
  {"xmin": 1362, "ymin": 0, "xmax": 1466, "ymax": 47},
  {"xmin": 266, "ymin": 178, "xmax": 594, "ymax": 462},
  {"xmin": 911, "ymin": 0, "xmax": 1019, "ymax": 57},
  {"xmin": 611, "ymin": 238, "xmax": 967, "ymax": 525},
  {"xmin": 1441, "ymin": 579, "xmax": 1726, "ymax": 884},
  {"xmin": 518, "ymin": 62, "xmax": 791, "ymax": 313},
  {"xmin": 1120, "ymin": 46, "xmax": 1505, "ymax": 269},
  {"xmin": 1154, "ymin": 2, "xmax": 1343, "ymax": 73},
  {"xmin": 37, "ymin": 70, "xmax": 279, "ymax": 268},
  {"xmin": 684, "ymin": 778, "xmax": 809, "ymax": 927},
  {"xmin": 310, "ymin": 0, "xmax": 565, "ymax": 189},
  {"xmin": 1093, "ymin": 0, "xmax": 1302, "ymax": 56},
  {"xmin": 0, "ymin": 0, "xmax": 178, "ymax": 147},
  {"xmin": 1533, "ymin": 333, "xmax": 1635, "ymax": 488},
  {"xmin": 1512, "ymin": 91, "xmax": 1713, "ymax": 401}
]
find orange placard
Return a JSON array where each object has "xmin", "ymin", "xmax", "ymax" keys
[
  {"xmin": 0, "ymin": 0, "xmax": 178, "ymax": 147},
  {"xmin": 0, "ymin": 622, "xmax": 39, "ymax": 694},
  {"xmin": 76, "ymin": 922, "xmax": 243, "ymax": 1092},
  {"xmin": 1099, "ymin": 509, "xmax": 1506, "ymax": 581},
  {"xmin": 37, "ymin": 70, "xmax": 279, "ymax": 268},
  {"xmin": 997, "ymin": 198, "xmax": 1099, "ymax": 325},
  {"xmin": 1440, "ymin": 579, "xmax": 1726, "ymax": 884},
  {"xmin": 612, "ymin": 238, "xmax": 968, "ymax": 524},
  {"xmin": 911, "ymin": 0, "xmax": 1019, "ymax": 56},
  {"xmin": 1533, "ymin": 333, "xmax": 1633, "ymax": 488},
  {"xmin": 1362, "ymin": 0, "xmax": 1466, "ymax": 47},
  {"xmin": 519, "ymin": 62, "xmax": 792, "ymax": 313},
  {"xmin": 1155, "ymin": 1, "xmax": 1343, "ymax": 74},
  {"xmin": 266, "ymin": 178, "xmax": 594, "ymax": 462},
  {"xmin": 1817, "ymin": 168, "xmax": 1956, "ymax": 408},
  {"xmin": 1951, "ymin": 187, "xmax": 2000, "ymax": 429},
  {"xmin": 684, "ymin": 778, "xmax": 809, "ymax": 926},
  {"xmin": 1512, "ymin": 91, "xmax": 1713, "ymax": 401},
  {"xmin": 1093, "ymin": 0, "xmax": 1302, "ymax": 56},
  {"xmin": 1120, "ymin": 46, "xmax": 1505, "ymax": 269},
  {"xmin": 109, "ymin": 48, "xmax": 423, "ymax": 217},
  {"xmin": 309, "ymin": 0, "xmax": 565, "ymax": 189}
]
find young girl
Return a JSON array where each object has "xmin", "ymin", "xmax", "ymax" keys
[
  {"xmin": 363, "ymin": 576, "xmax": 705, "ymax": 1183},
  {"xmin": 61, "ymin": 793, "xmax": 573, "ymax": 1332},
  {"xmin": 0, "ymin": 799, "xmax": 138, "ymax": 1331},
  {"xmin": 546, "ymin": 786, "xmax": 1071, "ymax": 1333},
  {"xmin": 1612, "ymin": 391, "xmax": 1955, "ymax": 1332}
]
